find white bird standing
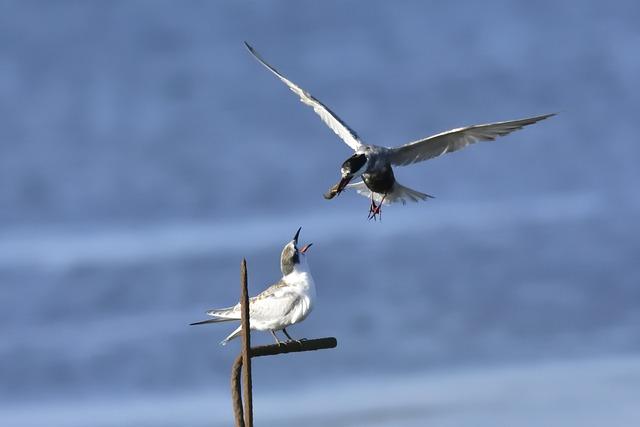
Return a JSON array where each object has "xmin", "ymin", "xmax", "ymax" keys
[
  {"xmin": 244, "ymin": 42, "xmax": 555, "ymax": 220},
  {"xmin": 190, "ymin": 228, "xmax": 315, "ymax": 345}
]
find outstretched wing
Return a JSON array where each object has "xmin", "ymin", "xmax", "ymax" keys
[
  {"xmin": 388, "ymin": 113, "xmax": 556, "ymax": 166},
  {"xmin": 245, "ymin": 42, "xmax": 362, "ymax": 151}
]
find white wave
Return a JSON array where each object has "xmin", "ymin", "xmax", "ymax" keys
[{"xmin": 0, "ymin": 192, "xmax": 603, "ymax": 271}]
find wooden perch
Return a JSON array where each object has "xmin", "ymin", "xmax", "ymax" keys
[{"xmin": 230, "ymin": 259, "xmax": 337, "ymax": 427}]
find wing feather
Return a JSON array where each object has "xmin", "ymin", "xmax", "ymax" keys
[
  {"xmin": 245, "ymin": 42, "xmax": 362, "ymax": 151},
  {"xmin": 201, "ymin": 279, "xmax": 301, "ymax": 324},
  {"xmin": 249, "ymin": 289, "xmax": 301, "ymax": 322},
  {"xmin": 388, "ymin": 113, "xmax": 556, "ymax": 166}
]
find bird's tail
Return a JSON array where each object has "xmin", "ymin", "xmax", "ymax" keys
[
  {"xmin": 220, "ymin": 325, "xmax": 243, "ymax": 346},
  {"xmin": 347, "ymin": 180, "xmax": 434, "ymax": 205},
  {"xmin": 190, "ymin": 305, "xmax": 240, "ymax": 326},
  {"xmin": 189, "ymin": 317, "xmax": 233, "ymax": 326},
  {"xmin": 390, "ymin": 181, "xmax": 434, "ymax": 205},
  {"xmin": 205, "ymin": 305, "xmax": 240, "ymax": 319}
]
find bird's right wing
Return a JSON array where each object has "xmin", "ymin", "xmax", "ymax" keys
[
  {"xmin": 388, "ymin": 113, "xmax": 556, "ymax": 166},
  {"xmin": 249, "ymin": 285, "xmax": 301, "ymax": 322},
  {"xmin": 198, "ymin": 281, "xmax": 300, "ymax": 323},
  {"xmin": 245, "ymin": 42, "xmax": 363, "ymax": 151}
]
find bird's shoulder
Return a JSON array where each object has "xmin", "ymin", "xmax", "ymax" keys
[
  {"xmin": 358, "ymin": 144, "xmax": 387, "ymax": 156},
  {"xmin": 252, "ymin": 279, "xmax": 294, "ymax": 301},
  {"xmin": 249, "ymin": 279, "xmax": 302, "ymax": 318}
]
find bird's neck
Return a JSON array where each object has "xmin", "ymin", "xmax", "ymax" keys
[{"xmin": 283, "ymin": 265, "xmax": 313, "ymax": 289}]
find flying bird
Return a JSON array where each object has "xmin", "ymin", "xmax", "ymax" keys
[
  {"xmin": 244, "ymin": 42, "xmax": 555, "ymax": 219},
  {"xmin": 190, "ymin": 227, "xmax": 315, "ymax": 345}
]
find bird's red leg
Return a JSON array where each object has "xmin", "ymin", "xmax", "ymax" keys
[
  {"xmin": 367, "ymin": 193, "xmax": 378, "ymax": 220},
  {"xmin": 368, "ymin": 194, "xmax": 386, "ymax": 221}
]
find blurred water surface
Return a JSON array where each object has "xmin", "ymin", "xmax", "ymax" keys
[{"xmin": 1, "ymin": 1, "xmax": 639, "ymax": 425}]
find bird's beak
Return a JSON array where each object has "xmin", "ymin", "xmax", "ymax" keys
[
  {"xmin": 293, "ymin": 227, "xmax": 302, "ymax": 246},
  {"xmin": 300, "ymin": 243, "xmax": 313, "ymax": 253}
]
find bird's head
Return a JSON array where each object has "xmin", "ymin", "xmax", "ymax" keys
[
  {"xmin": 280, "ymin": 227, "xmax": 313, "ymax": 276},
  {"xmin": 332, "ymin": 152, "xmax": 368, "ymax": 194},
  {"xmin": 341, "ymin": 152, "xmax": 368, "ymax": 178}
]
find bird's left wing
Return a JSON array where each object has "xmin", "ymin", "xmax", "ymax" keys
[
  {"xmin": 387, "ymin": 113, "xmax": 556, "ymax": 166},
  {"xmin": 245, "ymin": 42, "xmax": 362, "ymax": 151}
]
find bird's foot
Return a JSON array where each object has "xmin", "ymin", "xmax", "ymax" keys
[
  {"xmin": 368, "ymin": 200, "xmax": 382, "ymax": 221},
  {"xmin": 367, "ymin": 200, "xmax": 376, "ymax": 220}
]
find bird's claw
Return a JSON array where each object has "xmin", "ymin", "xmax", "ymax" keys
[{"xmin": 368, "ymin": 201, "xmax": 382, "ymax": 221}]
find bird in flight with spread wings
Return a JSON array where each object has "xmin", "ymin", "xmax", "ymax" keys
[{"xmin": 245, "ymin": 42, "xmax": 555, "ymax": 220}]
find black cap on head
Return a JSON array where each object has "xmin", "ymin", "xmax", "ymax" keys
[{"xmin": 341, "ymin": 153, "xmax": 367, "ymax": 175}]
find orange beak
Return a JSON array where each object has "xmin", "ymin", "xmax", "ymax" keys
[{"xmin": 300, "ymin": 243, "xmax": 313, "ymax": 253}]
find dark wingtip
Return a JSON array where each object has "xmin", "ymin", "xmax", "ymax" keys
[
  {"xmin": 244, "ymin": 41, "xmax": 258, "ymax": 57},
  {"xmin": 293, "ymin": 227, "xmax": 302, "ymax": 244},
  {"xmin": 536, "ymin": 112, "xmax": 558, "ymax": 121}
]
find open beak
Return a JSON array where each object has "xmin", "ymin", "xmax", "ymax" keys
[
  {"xmin": 293, "ymin": 227, "xmax": 302, "ymax": 246},
  {"xmin": 300, "ymin": 243, "xmax": 313, "ymax": 253}
]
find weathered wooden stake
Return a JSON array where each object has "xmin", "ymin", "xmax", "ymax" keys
[{"xmin": 239, "ymin": 259, "xmax": 253, "ymax": 426}]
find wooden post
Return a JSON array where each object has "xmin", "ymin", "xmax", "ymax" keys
[
  {"xmin": 231, "ymin": 355, "xmax": 244, "ymax": 427},
  {"xmin": 228, "ymin": 260, "xmax": 337, "ymax": 426},
  {"xmin": 239, "ymin": 259, "xmax": 253, "ymax": 426}
]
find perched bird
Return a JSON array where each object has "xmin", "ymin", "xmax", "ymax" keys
[
  {"xmin": 244, "ymin": 42, "xmax": 555, "ymax": 219},
  {"xmin": 190, "ymin": 227, "xmax": 315, "ymax": 345}
]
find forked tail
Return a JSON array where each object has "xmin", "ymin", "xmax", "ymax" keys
[
  {"xmin": 189, "ymin": 305, "xmax": 240, "ymax": 326},
  {"xmin": 347, "ymin": 180, "xmax": 434, "ymax": 205}
]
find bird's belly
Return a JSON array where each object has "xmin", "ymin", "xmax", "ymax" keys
[
  {"xmin": 363, "ymin": 168, "xmax": 395, "ymax": 194},
  {"xmin": 251, "ymin": 296, "xmax": 313, "ymax": 331}
]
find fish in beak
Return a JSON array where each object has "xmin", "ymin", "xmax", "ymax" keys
[{"xmin": 323, "ymin": 175, "xmax": 353, "ymax": 200}]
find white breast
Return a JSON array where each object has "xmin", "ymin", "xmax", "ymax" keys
[{"xmin": 283, "ymin": 266, "xmax": 316, "ymax": 319}]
